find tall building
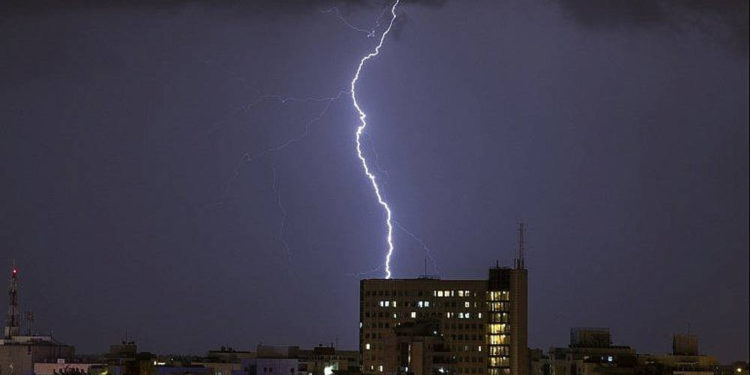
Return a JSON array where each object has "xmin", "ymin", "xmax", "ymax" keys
[{"xmin": 359, "ymin": 226, "xmax": 528, "ymax": 375}]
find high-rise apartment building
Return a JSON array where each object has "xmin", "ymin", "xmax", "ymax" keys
[{"xmin": 359, "ymin": 226, "xmax": 528, "ymax": 375}]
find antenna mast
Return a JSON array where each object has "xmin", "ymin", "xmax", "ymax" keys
[
  {"xmin": 516, "ymin": 223, "xmax": 526, "ymax": 269},
  {"xmin": 4, "ymin": 263, "xmax": 21, "ymax": 339}
]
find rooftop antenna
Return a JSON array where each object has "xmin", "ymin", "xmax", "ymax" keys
[
  {"xmin": 4, "ymin": 261, "xmax": 20, "ymax": 339},
  {"xmin": 516, "ymin": 223, "xmax": 526, "ymax": 269}
]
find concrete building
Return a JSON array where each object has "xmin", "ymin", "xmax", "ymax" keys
[
  {"xmin": 297, "ymin": 346, "xmax": 360, "ymax": 375},
  {"xmin": 548, "ymin": 329, "xmax": 637, "ymax": 375},
  {"xmin": 637, "ymin": 335, "xmax": 717, "ymax": 375},
  {"xmin": 33, "ymin": 360, "xmax": 103, "ymax": 375},
  {"xmin": 359, "ymin": 225, "xmax": 529, "ymax": 375},
  {"xmin": 1, "ymin": 266, "xmax": 75, "ymax": 375},
  {"xmin": 196, "ymin": 347, "xmax": 255, "ymax": 375},
  {"xmin": 250, "ymin": 346, "xmax": 302, "ymax": 375}
]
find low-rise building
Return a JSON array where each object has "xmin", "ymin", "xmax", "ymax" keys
[
  {"xmin": 548, "ymin": 328, "xmax": 637, "ymax": 375},
  {"xmin": 637, "ymin": 335, "xmax": 717, "ymax": 375}
]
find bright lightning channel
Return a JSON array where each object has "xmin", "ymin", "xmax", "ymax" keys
[{"xmin": 350, "ymin": 0, "xmax": 400, "ymax": 280}]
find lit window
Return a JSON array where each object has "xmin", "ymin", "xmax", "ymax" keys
[
  {"xmin": 366, "ymin": 343, "xmax": 371, "ymax": 350},
  {"xmin": 411, "ymin": 312, "xmax": 416, "ymax": 318}
]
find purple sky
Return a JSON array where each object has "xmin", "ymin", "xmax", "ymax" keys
[{"xmin": 1, "ymin": 0, "xmax": 747, "ymax": 362}]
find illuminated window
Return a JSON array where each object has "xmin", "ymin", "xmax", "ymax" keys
[
  {"xmin": 411, "ymin": 312, "xmax": 416, "ymax": 318},
  {"xmin": 366, "ymin": 343, "xmax": 371, "ymax": 350}
]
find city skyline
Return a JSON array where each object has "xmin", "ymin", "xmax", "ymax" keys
[{"xmin": 1, "ymin": 0, "xmax": 748, "ymax": 363}]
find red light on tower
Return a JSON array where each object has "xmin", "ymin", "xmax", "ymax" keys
[{"xmin": 12, "ymin": 268, "xmax": 17, "ymax": 275}]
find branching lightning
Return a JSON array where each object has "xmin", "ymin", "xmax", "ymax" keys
[
  {"xmin": 350, "ymin": 0, "xmax": 401, "ymax": 279},
  {"xmin": 321, "ymin": 5, "xmax": 390, "ymax": 38},
  {"xmin": 207, "ymin": 2, "xmax": 414, "ymax": 278},
  {"xmin": 394, "ymin": 220, "xmax": 441, "ymax": 276},
  {"xmin": 209, "ymin": 89, "xmax": 347, "ymax": 209}
]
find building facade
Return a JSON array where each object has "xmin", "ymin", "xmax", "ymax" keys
[{"xmin": 359, "ymin": 263, "xmax": 527, "ymax": 375}]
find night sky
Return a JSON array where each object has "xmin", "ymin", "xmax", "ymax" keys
[{"xmin": 1, "ymin": 0, "xmax": 747, "ymax": 362}]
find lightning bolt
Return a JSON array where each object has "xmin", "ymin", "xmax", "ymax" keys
[{"xmin": 350, "ymin": 0, "xmax": 400, "ymax": 279}]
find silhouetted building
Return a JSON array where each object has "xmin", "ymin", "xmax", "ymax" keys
[
  {"xmin": 236, "ymin": 345, "xmax": 359, "ymax": 375},
  {"xmin": 548, "ymin": 329, "xmax": 637, "ymax": 375},
  {"xmin": 637, "ymin": 335, "xmax": 717, "ymax": 375},
  {"xmin": 671, "ymin": 336, "xmax": 698, "ymax": 357},
  {"xmin": 570, "ymin": 329, "xmax": 611, "ymax": 349},
  {"xmin": 528, "ymin": 349, "xmax": 550, "ymax": 375}
]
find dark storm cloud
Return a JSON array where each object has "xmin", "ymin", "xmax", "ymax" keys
[
  {"xmin": 0, "ymin": 0, "xmax": 446, "ymax": 16},
  {"xmin": 558, "ymin": 0, "xmax": 749, "ymax": 56}
]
